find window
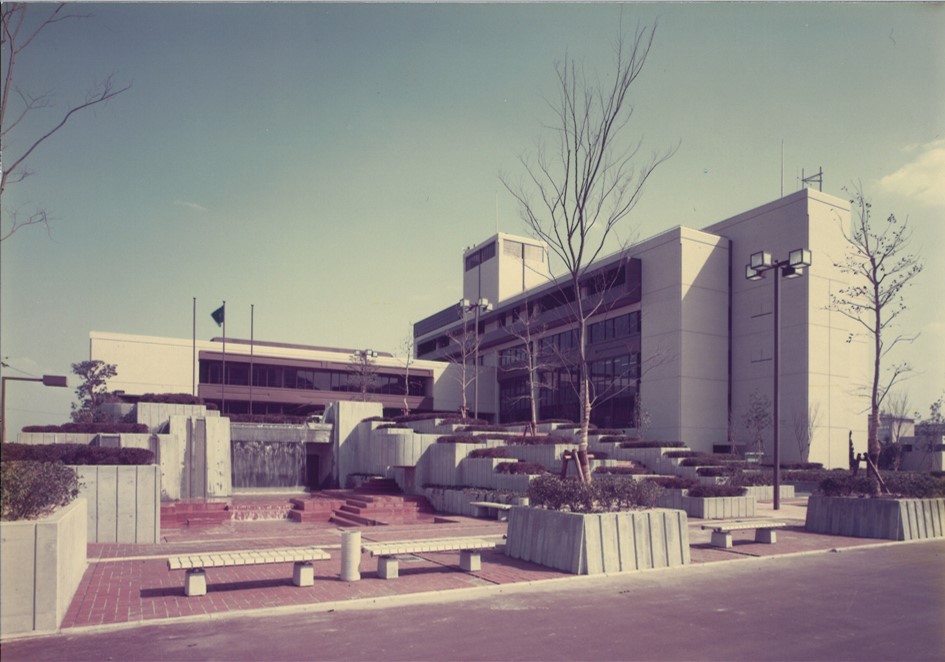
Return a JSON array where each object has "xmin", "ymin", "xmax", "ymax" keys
[{"xmin": 465, "ymin": 241, "xmax": 497, "ymax": 271}]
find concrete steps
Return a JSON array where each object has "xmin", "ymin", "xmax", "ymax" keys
[{"xmin": 161, "ymin": 501, "xmax": 230, "ymax": 529}]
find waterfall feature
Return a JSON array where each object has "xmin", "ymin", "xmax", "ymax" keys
[{"xmin": 231, "ymin": 439, "xmax": 306, "ymax": 488}]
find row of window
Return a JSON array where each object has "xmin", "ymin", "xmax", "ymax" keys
[
  {"xmin": 199, "ymin": 360, "xmax": 427, "ymax": 396},
  {"xmin": 588, "ymin": 311, "xmax": 641, "ymax": 344},
  {"xmin": 464, "ymin": 241, "xmax": 497, "ymax": 271}
]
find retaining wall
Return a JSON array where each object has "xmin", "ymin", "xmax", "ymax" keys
[
  {"xmin": 0, "ymin": 499, "xmax": 87, "ymax": 637},
  {"xmin": 71, "ymin": 465, "xmax": 161, "ymax": 543}
]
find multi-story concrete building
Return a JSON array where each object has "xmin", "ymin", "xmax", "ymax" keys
[
  {"xmin": 414, "ymin": 188, "xmax": 868, "ymax": 468},
  {"xmin": 90, "ymin": 332, "xmax": 495, "ymax": 420}
]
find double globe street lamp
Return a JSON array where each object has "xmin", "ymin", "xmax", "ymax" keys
[{"xmin": 745, "ymin": 248, "xmax": 812, "ymax": 510}]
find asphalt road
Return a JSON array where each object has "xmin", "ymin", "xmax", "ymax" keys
[{"xmin": 3, "ymin": 540, "xmax": 943, "ymax": 662}]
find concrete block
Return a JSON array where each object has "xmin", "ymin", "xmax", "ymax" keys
[
  {"xmin": 292, "ymin": 562, "xmax": 314, "ymax": 587},
  {"xmin": 756, "ymin": 529, "xmax": 777, "ymax": 544},
  {"xmin": 711, "ymin": 531, "xmax": 734, "ymax": 548},
  {"xmin": 185, "ymin": 569, "xmax": 207, "ymax": 596},
  {"xmin": 377, "ymin": 556, "xmax": 399, "ymax": 579},
  {"xmin": 459, "ymin": 551, "xmax": 481, "ymax": 572}
]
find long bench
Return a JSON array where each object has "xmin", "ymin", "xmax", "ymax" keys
[
  {"xmin": 470, "ymin": 501, "xmax": 513, "ymax": 521},
  {"xmin": 167, "ymin": 546, "xmax": 331, "ymax": 596},
  {"xmin": 701, "ymin": 520, "xmax": 788, "ymax": 548},
  {"xmin": 361, "ymin": 537, "xmax": 498, "ymax": 579}
]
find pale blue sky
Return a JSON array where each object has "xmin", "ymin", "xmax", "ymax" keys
[{"xmin": 2, "ymin": 2, "xmax": 943, "ymax": 432}]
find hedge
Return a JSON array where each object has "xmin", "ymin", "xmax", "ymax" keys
[
  {"xmin": 22, "ymin": 422, "xmax": 148, "ymax": 434},
  {"xmin": 496, "ymin": 461, "xmax": 547, "ymax": 475},
  {"xmin": 687, "ymin": 484, "xmax": 748, "ymax": 498},
  {"xmin": 615, "ymin": 439, "xmax": 686, "ymax": 449},
  {"xmin": 468, "ymin": 447, "xmax": 513, "ymax": 459},
  {"xmin": 436, "ymin": 435, "xmax": 487, "ymax": 445},
  {"xmin": 1, "ymin": 461, "xmax": 80, "ymax": 520},
  {"xmin": 643, "ymin": 476, "xmax": 699, "ymax": 490},
  {"xmin": 229, "ymin": 413, "xmax": 313, "ymax": 424},
  {"xmin": 137, "ymin": 393, "xmax": 203, "ymax": 405},
  {"xmin": 818, "ymin": 472, "xmax": 945, "ymax": 498},
  {"xmin": 0, "ymin": 443, "xmax": 155, "ymax": 466},
  {"xmin": 527, "ymin": 474, "xmax": 663, "ymax": 513},
  {"xmin": 376, "ymin": 423, "xmax": 411, "ymax": 430},
  {"xmin": 594, "ymin": 465, "xmax": 650, "ymax": 475}
]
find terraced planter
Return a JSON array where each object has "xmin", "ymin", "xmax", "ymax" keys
[
  {"xmin": 805, "ymin": 495, "xmax": 945, "ymax": 540},
  {"xmin": 658, "ymin": 489, "xmax": 755, "ymax": 519},
  {"xmin": 505, "ymin": 506, "xmax": 690, "ymax": 575}
]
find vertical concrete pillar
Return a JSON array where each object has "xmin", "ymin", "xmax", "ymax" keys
[{"xmin": 340, "ymin": 530, "xmax": 361, "ymax": 582}]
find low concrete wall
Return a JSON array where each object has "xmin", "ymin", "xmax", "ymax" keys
[
  {"xmin": 422, "ymin": 487, "xmax": 524, "ymax": 517},
  {"xmin": 805, "ymin": 495, "xmax": 945, "ymax": 540},
  {"xmin": 71, "ymin": 465, "xmax": 161, "ymax": 543},
  {"xmin": 0, "ymin": 499, "xmax": 88, "ymax": 637},
  {"xmin": 743, "ymin": 485, "xmax": 796, "ymax": 500},
  {"xmin": 505, "ymin": 506, "xmax": 690, "ymax": 575},
  {"xmin": 137, "ymin": 402, "xmax": 217, "ymax": 432},
  {"xmin": 16, "ymin": 432, "xmax": 97, "ymax": 445}
]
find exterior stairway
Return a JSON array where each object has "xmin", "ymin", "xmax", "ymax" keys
[{"xmin": 161, "ymin": 501, "xmax": 230, "ymax": 529}]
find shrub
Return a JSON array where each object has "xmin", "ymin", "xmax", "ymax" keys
[
  {"xmin": 436, "ymin": 435, "xmax": 487, "ymax": 444},
  {"xmin": 696, "ymin": 466, "xmax": 734, "ymax": 477},
  {"xmin": 361, "ymin": 416, "xmax": 394, "ymax": 423},
  {"xmin": 22, "ymin": 422, "xmax": 148, "ymax": 434},
  {"xmin": 459, "ymin": 424, "xmax": 510, "ymax": 433},
  {"xmin": 679, "ymin": 454, "xmax": 742, "ymax": 467},
  {"xmin": 496, "ymin": 461, "xmax": 547, "ymax": 475},
  {"xmin": 664, "ymin": 450, "xmax": 700, "ymax": 459},
  {"xmin": 819, "ymin": 474, "xmax": 878, "ymax": 497},
  {"xmin": 505, "ymin": 434, "xmax": 574, "ymax": 446},
  {"xmin": 588, "ymin": 429, "xmax": 626, "ymax": 436},
  {"xmin": 594, "ymin": 465, "xmax": 650, "ymax": 475},
  {"xmin": 818, "ymin": 472, "xmax": 945, "ymax": 498},
  {"xmin": 616, "ymin": 440, "xmax": 686, "ymax": 449},
  {"xmin": 727, "ymin": 469, "xmax": 773, "ymax": 486},
  {"xmin": 0, "ymin": 443, "xmax": 154, "ymax": 465},
  {"xmin": 376, "ymin": 423, "xmax": 411, "ymax": 430},
  {"xmin": 137, "ymin": 393, "xmax": 203, "ymax": 405},
  {"xmin": 643, "ymin": 476, "xmax": 699, "ymax": 491},
  {"xmin": 440, "ymin": 417, "xmax": 488, "ymax": 426},
  {"xmin": 468, "ymin": 447, "xmax": 513, "ymax": 459},
  {"xmin": 688, "ymin": 484, "xmax": 748, "ymax": 498},
  {"xmin": 1, "ymin": 461, "xmax": 80, "ymax": 520},
  {"xmin": 527, "ymin": 474, "xmax": 663, "ymax": 513},
  {"xmin": 931, "ymin": 470, "xmax": 945, "ymax": 479},
  {"xmin": 229, "ymin": 413, "xmax": 312, "ymax": 424},
  {"xmin": 589, "ymin": 451, "xmax": 609, "ymax": 460}
]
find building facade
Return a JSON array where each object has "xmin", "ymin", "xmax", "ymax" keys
[
  {"xmin": 90, "ymin": 332, "xmax": 495, "ymax": 420},
  {"xmin": 414, "ymin": 189, "xmax": 868, "ymax": 468}
]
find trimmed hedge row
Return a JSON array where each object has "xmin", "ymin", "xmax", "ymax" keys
[
  {"xmin": 688, "ymin": 484, "xmax": 748, "ymax": 498},
  {"xmin": 615, "ymin": 439, "xmax": 686, "ymax": 449},
  {"xmin": 229, "ymin": 413, "xmax": 313, "ymax": 424},
  {"xmin": 137, "ymin": 393, "xmax": 203, "ymax": 405},
  {"xmin": 527, "ymin": 474, "xmax": 663, "ymax": 513},
  {"xmin": 594, "ymin": 465, "xmax": 651, "ymax": 476},
  {"xmin": 496, "ymin": 461, "xmax": 547, "ymax": 475},
  {"xmin": 436, "ymin": 435, "xmax": 488, "ymax": 445},
  {"xmin": 22, "ymin": 422, "xmax": 148, "ymax": 434},
  {"xmin": 468, "ymin": 447, "xmax": 513, "ymax": 459},
  {"xmin": 819, "ymin": 472, "xmax": 945, "ymax": 498},
  {"xmin": 1, "ymin": 443, "xmax": 155, "ymax": 466},
  {"xmin": 643, "ymin": 476, "xmax": 700, "ymax": 490},
  {"xmin": 1, "ymin": 461, "xmax": 80, "ymax": 521}
]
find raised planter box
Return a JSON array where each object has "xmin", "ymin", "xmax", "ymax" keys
[
  {"xmin": 0, "ymin": 499, "xmax": 88, "ymax": 637},
  {"xmin": 505, "ymin": 506, "xmax": 690, "ymax": 575},
  {"xmin": 657, "ymin": 490, "xmax": 755, "ymax": 519},
  {"xmin": 805, "ymin": 495, "xmax": 945, "ymax": 541},
  {"xmin": 742, "ymin": 485, "xmax": 796, "ymax": 501}
]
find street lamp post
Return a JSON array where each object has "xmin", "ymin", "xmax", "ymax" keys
[
  {"xmin": 458, "ymin": 298, "xmax": 493, "ymax": 420},
  {"xmin": 1, "ymin": 374, "xmax": 69, "ymax": 443},
  {"xmin": 745, "ymin": 248, "xmax": 812, "ymax": 510}
]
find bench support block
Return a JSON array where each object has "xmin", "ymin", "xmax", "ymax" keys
[
  {"xmin": 293, "ymin": 561, "xmax": 314, "ymax": 587},
  {"xmin": 755, "ymin": 529, "xmax": 778, "ymax": 544},
  {"xmin": 459, "ymin": 551, "xmax": 481, "ymax": 572},
  {"xmin": 710, "ymin": 531, "xmax": 734, "ymax": 548},
  {"xmin": 378, "ymin": 556, "xmax": 399, "ymax": 580},
  {"xmin": 185, "ymin": 568, "xmax": 207, "ymax": 597}
]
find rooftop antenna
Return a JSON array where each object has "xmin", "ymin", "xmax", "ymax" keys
[
  {"xmin": 495, "ymin": 189, "xmax": 499, "ymax": 234},
  {"xmin": 801, "ymin": 167, "xmax": 824, "ymax": 192},
  {"xmin": 780, "ymin": 140, "xmax": 784, "ymax": 198}
]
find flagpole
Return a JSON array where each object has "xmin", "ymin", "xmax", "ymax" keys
[
  {"xmin": 192, "ymin": 297, "xmax": 196, "ymax": 396},
  {"xmin": 250, "ymin": 304, "xmax": 255, "ymax": 417},
  {"xmin": 222, "ymin": 300, "xmax": 226, "ymax": 414}
]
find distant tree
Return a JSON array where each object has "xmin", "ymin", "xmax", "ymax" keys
[
  {"xmin": 70, "ymin": 360, "xmax": 117, "ymax": 423},
  {"xmin": 398, "ymin": 334, "xmax": 415, "ymax": 416},
  {"xmin": 503, "ymin": 304, "xmax": 554, "ymax": 434},
  {"xmin": 502, "ymin": 22, "xmax": 676, "ymax": 482},
  {"xmin": 446, "ymin": 311, "xmax": 479, "ymax": 419},
  {"xmin": 348, "ymin": 351, "xmax": 379, "ymax": 402},
  {"xmin": 791, "ymin": 401, "xmax": 821, "ymax": 464},
  {"xmin": 1, "ymin": 3, "xmax": 131, "ymax": 241},
  {"xmin": 830, "ymin": 184, "xmax": 923, "ymax": 469},
  {"xmin": 743, "ymin": 390, "xmax": 772, "ymax": 454}
]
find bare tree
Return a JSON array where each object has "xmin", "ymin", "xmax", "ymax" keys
[
  {"xmin": 743, "ymin": 390, "xmax": 772, "ymax": 455},
  {"xmin": 502, "ymin": 304, "xmax": 555, "ymax": 434},
  {"xmin": 791, "ymin": 401, "xmax": 821, "ymax": 464},
  {"xmin": 446, "ymin": 312, "xmax": 479, "ymax": 419},
  {"xmin": 502, "ymin": 22, "xmax": 676, "ymax": 482},
  {"xmin": 398, "ymin": 333, "xmax": 415, "ymax": 416},
  {"xmin": 830, "ymin": 184, "xmax": 923, "ymax": 468},
  {"xmin": 348, "ymin": 350, "xmax": 379, "ymax": 402},
  {"xmin": 1, "ymin": 3, "xmax": 131, "ymax": 241}
]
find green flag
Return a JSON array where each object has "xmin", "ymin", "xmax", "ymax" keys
[{"xmin": 211, "ymin": 304, "xmax": 225, "ymax": 327}]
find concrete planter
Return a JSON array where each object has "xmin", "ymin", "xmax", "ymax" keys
[
  {"xmin": 505, "ymin": 506, "xmax": 690, "ymax": 575},
  {"xmin": 805, "ymin": 495, "xmax": 945, "ymax": 541},
  {"xmin": 742, "ymin": 485, "xmax": 796, "ymax": 501},
  {"xmin": 657, "ymin": 490, "xmax": 755, "ymax": 519},
  {"xmin": 0, "ymin": 499, "xmax": 88, "ymax": 637},
  {"xmin": 71, "ymin": 465, "xmax": 161, "ymax": 543}
]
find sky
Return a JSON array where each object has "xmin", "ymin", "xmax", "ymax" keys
[{"xmin": 1, "ymin": 1, "xmax": 943, "ymax": 434}]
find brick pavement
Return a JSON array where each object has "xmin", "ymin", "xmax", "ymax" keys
[{"xmin": 59, "ymin": 496, "xmax": 894, "ymax": 633}]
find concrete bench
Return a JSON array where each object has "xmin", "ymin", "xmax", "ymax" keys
[
  {"xmin": 470, "ymin": 501, "xmax": 513, "ymax": 521},
  {"xmin": 701, "ymin": 520, "xmax": 789, "ymax": 548},
  {"xmin": 167, "ymin": 546, "xmax": 331, "ymax": 596},
  {"xmin": 361, "ymin": 537, "xmax": 498, "ymax": 579}
]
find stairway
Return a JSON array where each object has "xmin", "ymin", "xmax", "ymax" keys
[
  {"xmin": 161, "ymin": 501, "xmax": 230, "ymax": 529},
  {"xmin": 328, "ymin": 493, "xmax": 436, "ymax": 527}
]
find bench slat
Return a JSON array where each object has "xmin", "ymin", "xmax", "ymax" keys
[
  {"xmin": 167, "ymin": 546, "xmax": 330, "ymax": 570},
  {"xmin": 362, "ymin": 537, "xmax": 497, "ymax": 557}
]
